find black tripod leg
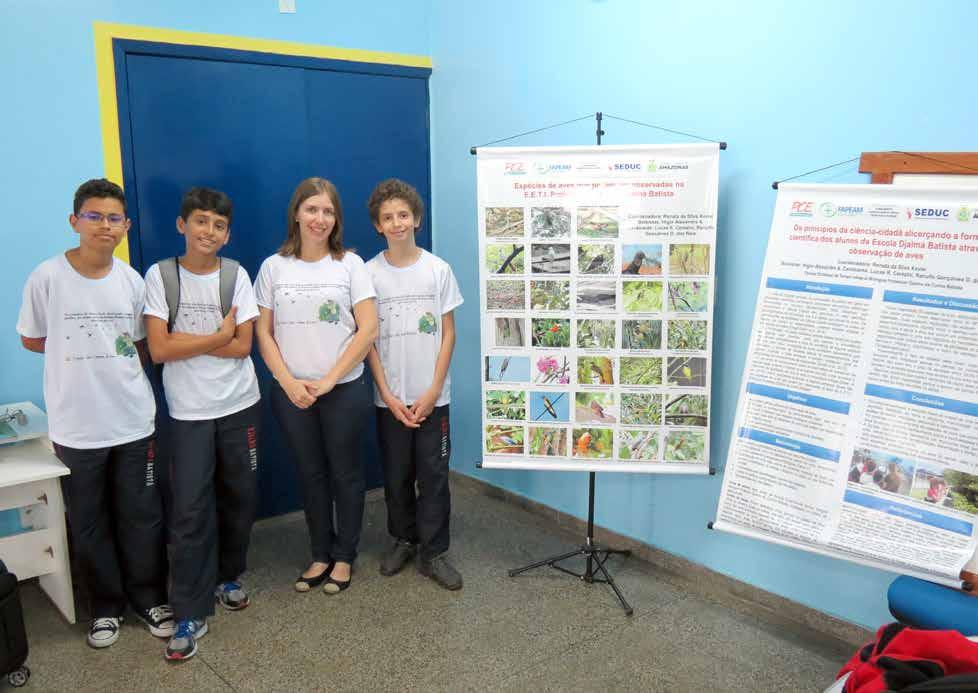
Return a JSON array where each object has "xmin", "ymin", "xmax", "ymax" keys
[
  {"xmin": 508, "ymin": 547, "xmax": 583, "ymax": 577},
  {"xmin": 593, "ymin": 554, "xmax": 634, "ymax": 616}
]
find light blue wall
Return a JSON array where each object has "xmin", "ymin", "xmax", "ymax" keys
[
  {"xmin": 429, "ymin": 0, "xmax": 978, "ymax": 630},
  {"xmin": 4, "ymin": 0, "xmax": 974, "ymax": 634},
  {"xmin": 0, "ymin": 0, "xmax": 430, "ymax": 405}
]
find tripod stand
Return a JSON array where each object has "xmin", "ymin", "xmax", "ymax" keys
[
  {"xmin": 508, "ymin": 470, "xmax": 634, "ymax": 616},
  {"xmin": 503, "ymin": 113, "xmax": 633, "ymax": 615}
]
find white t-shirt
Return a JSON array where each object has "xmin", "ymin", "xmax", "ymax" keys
[
  {"xmin": 366, "ymin": 249, "xmax": 463, "ymax": 407},
  {"xmin": 254, "ymin": 251, "xmax": 376, "ymax": 382},
  {"xmin": 144, "ymin": 262, "xmax": 260, "ymax": 421},
  {"xmin": 17, "ymin": 254, "xmax": 156, "ymax": 449}
]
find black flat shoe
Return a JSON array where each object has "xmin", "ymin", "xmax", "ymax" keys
[
  {"xmin": 323, "ymin": 566, "xmax": 353, "ymax": 595},
  {"xmin": 295, "ymin": 560, "xmax": 333, "ymax": 593}
]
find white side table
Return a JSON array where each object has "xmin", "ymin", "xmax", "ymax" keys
[{"xmin": 0, "ymin": 438, "xmax": 75, "ymax": 623}]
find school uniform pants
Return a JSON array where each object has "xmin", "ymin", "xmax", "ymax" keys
[
  {"xmin": 271, "ymin": 378, "xmax": 367, "ymax": 565},
  {"xmin": 376, "ymin": 405, "xmax": 452, "ymax": 561},
  {"xmin": 167, "ymin": 402, "xmax": 260, "ymax": 621},
  {"xmin": 53, "ymin": 434, "xmax": 167, "ymax": 618}
]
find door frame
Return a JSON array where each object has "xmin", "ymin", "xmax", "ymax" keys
[{"xmin": 93, "ymin": 21, "xmax": 432, "ymax": 268}]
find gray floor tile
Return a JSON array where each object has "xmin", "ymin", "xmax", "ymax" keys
[{"xmin": 16, "ymin": 479, "xmax": 849, "ymax": 692}]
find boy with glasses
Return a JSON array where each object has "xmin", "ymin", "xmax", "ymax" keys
[{"xmin": 17, "ymin": 178, "xmax": 174, "ymax": 648}]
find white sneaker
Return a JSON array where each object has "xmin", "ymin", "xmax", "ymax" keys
[{"xmin": 87, "ymin": 616, "xmax": 121, "ymax": 648}]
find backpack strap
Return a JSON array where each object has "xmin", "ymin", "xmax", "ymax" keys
[
  {"xmin": 218, "ymin": 258, "xmax": 240, "ymax": 318},
  {"xmin": 157, "ymin": 257, "xmax": 181, "ymax": 331}
]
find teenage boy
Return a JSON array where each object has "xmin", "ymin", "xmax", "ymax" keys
[
  {"xmin": 17, "ymin": 178, "xmax": 173, "ymax": 648},
  {"xmin": 143, "ymin": 187, "xmax": 260, "ymax": 661},
  {"xmin": 365, "ymin": 179, "xmax": 464, "ymax": 590}
]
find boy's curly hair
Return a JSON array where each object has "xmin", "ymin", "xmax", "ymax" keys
[{"xmin": 367, "ymin": 179, "xmax": 424, "ymax": 227}]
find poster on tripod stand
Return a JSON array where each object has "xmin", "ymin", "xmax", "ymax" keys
[{"xmin": 477, "ymin": 143, "xmax": 720, "ymax": 473}]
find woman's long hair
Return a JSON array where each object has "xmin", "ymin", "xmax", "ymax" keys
[{"xmin": 278, "ymin": 177, "xmax": 346, "ymax": 260}]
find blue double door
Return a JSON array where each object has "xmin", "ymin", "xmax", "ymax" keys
[{"xmin": 114, "ymin": 40, "xmax": 431, "ymax": 517}]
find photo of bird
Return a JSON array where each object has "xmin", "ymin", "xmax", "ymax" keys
[
  {"xmin": 541, "ymin": 396, "xmax": 558, "ymax": 419},
  {"xmin": 622, "ymin": 250, "xmax": 646, "ymax": 274},
  {"xmin": 621, "ymin": 244, "xmax": 663, "ymax": 275},
  {"xmin": 589, "ymin": 399, "xmax": 607, "ymax": 420},
  {"xmin": 532, "ymin": 393, "xmax": 567, "ymax": 421},
  {"xmin": 590, "ymin": 362, "xmax": 604, "ymax": 384},
  {"xmin": 584, "ymin": 253, "xmax": 606, "ymax": 273},
  {"xmin": 576, "ymin": 431, "xmax": 592, "ymax": 456}
]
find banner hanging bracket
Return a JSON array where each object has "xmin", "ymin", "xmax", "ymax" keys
[{"xmin": 469, "ymin": 112, "xmax": 727, "ymax": 154}]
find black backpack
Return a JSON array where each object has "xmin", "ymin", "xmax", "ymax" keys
[{"xmin": 0, "ymin": 560, "xmax": 29, "ymax": 686}]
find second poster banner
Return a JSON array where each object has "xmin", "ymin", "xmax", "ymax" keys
[{"xmin": 478, "ymin": 143, "xmax": 719, "ymax": 473}]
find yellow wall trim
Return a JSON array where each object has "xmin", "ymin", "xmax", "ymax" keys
[{"xmin": 93, "ymin": 21, "xmax": 432, "ymax": 262}]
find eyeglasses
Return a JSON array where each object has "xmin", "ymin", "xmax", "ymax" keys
[{"xmin": 77, "ymin": 211, "xmax": 127, "ymax": 227}]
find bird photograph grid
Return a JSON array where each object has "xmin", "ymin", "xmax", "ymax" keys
[{"xmin": 481, "ymin": 200, "xmax": 712, "ymax": 464}]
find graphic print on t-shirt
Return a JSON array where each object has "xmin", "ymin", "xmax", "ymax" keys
[
  {"xmin": 179, "ymin": 300, "xmax": 222, "ymax": 333},
  {"xmin": 319, "ymin": 300, "xmax": 340, "ymax": 323},
  {"xmin": 376, "ymin": 292, "xmax": 439, "ymax": 361},
  {"xmin": 274, "ymin": 283, "xmax": 347, "ymax": 327},
  {"xmin": 418, "ymin": 311, "xmax": 437, "ymax": 335},
  {"xmin": 63, "ymin": 310, "xmax": 138, "ymax": 362}
]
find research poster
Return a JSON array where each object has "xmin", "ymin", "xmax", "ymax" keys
[
  {"xmin": 715, "ymin": 183, "xmax": 978, "ymax": 583},
  {"xmin": 477, "ymin": 144, "xmax": 719, "ymax": 473}
]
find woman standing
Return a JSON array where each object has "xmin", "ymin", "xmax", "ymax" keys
[{"xmin": 255, "ymin": 178, "xmax": 377, "ymax": 594}]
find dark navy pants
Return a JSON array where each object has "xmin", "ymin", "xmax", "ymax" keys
[
  {"xmin": 271, "ymin": 379, "xmax": 368, "ymax": 565},
  {"xmin": 376, "ymin": 405, "xmax": 451, "ymax": 561},
  {"xmin": 54, "ymin": 434, "xmax": 167, "ymax": 618},
  {"xmin": 168, "ymin": 402, "xmax": 260, "ymax": 620}
]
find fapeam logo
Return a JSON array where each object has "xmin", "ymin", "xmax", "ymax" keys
[
  {"xmin": 819, "ymin": 202, "xmax": 836, "ymax": 217},
  {"xmin": 958, "ymin": 206, "xmax": 971, "ymax": 222}
]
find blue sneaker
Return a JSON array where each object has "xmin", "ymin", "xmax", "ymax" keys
[
  {"xmin": 164, "ymin": 618, "xmax": 207, "ymax": 661},
  {"xmin": 214, "ymin": 581, "xmax": 249, "ymax": 611}
]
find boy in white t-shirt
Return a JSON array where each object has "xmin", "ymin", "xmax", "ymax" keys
[
  {"xmin": 143, "ymin": 187, "xmax": 261, "ymax": 662},
  {"xmin": 17, "ymin": 178, "xmax": 173, "ymax": 649},
  {"xmin": 365, "ymin": 179, "xmax": 464, "ymax": 590}
]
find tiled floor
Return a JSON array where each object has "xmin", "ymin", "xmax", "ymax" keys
[{"xmin": 17, "ymin": 480, "xmax": 847, "ymax": 691}]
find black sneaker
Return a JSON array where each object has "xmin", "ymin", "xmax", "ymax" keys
[
  {"xmin": 380, "ymin": 539, "xmax": 417, "ymax": 576},
  {"xmin": 137, "ymin": 604, "xmax": 176, "ymax": 638},
  {"xmin": 418, "ymin": 555, "xmax": 463, "ymax": 591}
]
